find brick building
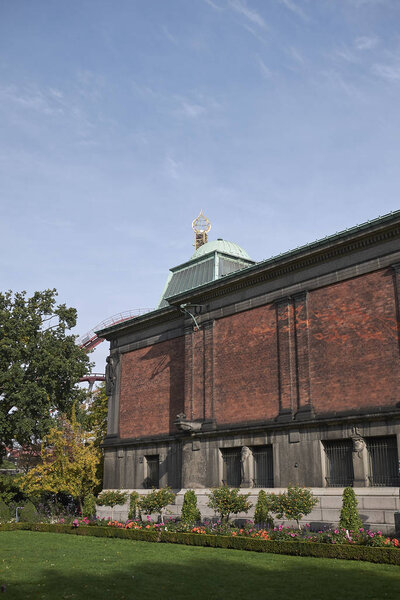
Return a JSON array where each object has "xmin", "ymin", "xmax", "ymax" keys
[{"xmin": 98, "ymin": 211, "xmax": 400, "ymax": 530}]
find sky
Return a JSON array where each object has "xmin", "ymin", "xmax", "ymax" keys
[{"xmin": 1, "ymin": 0, "xmax": 400, "ymax": 373}]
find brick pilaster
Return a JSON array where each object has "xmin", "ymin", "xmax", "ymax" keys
[
  {"xmin": 293, "ymin": 291, "xmax": 314, "ymax": 420},
  {"xmin": 183, "ymin": 325, "xmax": 194, "ymax": 420},
  {"xmin": 275, "ymin": 297, "xmax": 296, "ymax": 421}
]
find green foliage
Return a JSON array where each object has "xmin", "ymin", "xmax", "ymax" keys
[
  {"xmin": 97, "ymin": 490, "xmax": 127, "ymax": 507},
  {"xmin": 97, "ymin": 490, "xmax": 127, "ymax": 521},
  {"xmin": 268, "ymin": 485, "xmax": 318, "ymax": 528},
  {"xmin": 339, "ymin": 487, "xmax": 363, "ymax": 531},
  {"xmin": 0, "ymin": 473, "xmax": 25, "ymax": 504},
  {"xmin": 128, "ymin": 491, "xmax": 140, "ymax": 520},
  {"xmin": 181, "ymin": 490, "xmax": 201, "ymax": 524},
  {"xmin": 19, "ymin": 410, "xmax": 101, "ymax": 510},
  {"xmin": 18, "ymin": 500, "xmax": 40, "ymax": 523},
  {"xmin": 254, "ymin": 489, "xmax": 274, "ymax": 528},
  {"xmin": 0, "ymin": 500, "xmax": 11, "ymax": 522},
  {"xmin": 80, "ymin": 383, "xmax": 108, "ymax": 448},
  {"xmin": 82, "ymin": 494, "xmax": 96, "ymax": 519},
  {"xmin": 139, "ymin": 488, "xmax": 176, "ymax": 521},
  {"xmin": 0, "ymin": 289, "xmax": 90, "ymax": 458},
  {"xmin": 207, "ymin": 486, "xmax": 252, "ymax": 522}
]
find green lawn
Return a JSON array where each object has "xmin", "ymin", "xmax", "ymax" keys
[{"xmin": 1, "ymin": 531, "xmax": 400, "ymax": 600}]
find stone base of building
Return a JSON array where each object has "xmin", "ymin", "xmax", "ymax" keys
[{"xmin": 96, "ymin": 487, "xmax": 400, "ymax": 535}]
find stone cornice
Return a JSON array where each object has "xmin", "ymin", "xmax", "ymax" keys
[{"xmin": 101, "ymin": 406, "xmax": 400, "ymax": 448}]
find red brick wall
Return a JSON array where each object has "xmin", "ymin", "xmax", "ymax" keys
[
  {"xmin": 309, "ymin": 268, "xmax": 400, "ymax": 414},
  {"xmin": 118, "ymin": 268, "xmax": 400, "ymax": 437},
  {"xmin": 119, "ymin": 337, "xmax": 185, "ymax": 438},
  {"xmin": 213, "ymin": 305, "xmax": 279, "ymax": 424}
]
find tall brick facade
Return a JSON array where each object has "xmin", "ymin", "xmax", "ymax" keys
[{"xmin": 98, "ymin": 212, "xmax": 400, "ymax": 531}]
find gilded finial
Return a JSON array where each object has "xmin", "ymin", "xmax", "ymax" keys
[{"xmin": 192, "ymin": 210, "xmax": 211, "ymax": 250}]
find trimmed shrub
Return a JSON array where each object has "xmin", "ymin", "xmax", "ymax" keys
[
  {"xmin": 128, "ymin": 491, "xmax": 140, "ymax": 520},
  {"xmin": 254, "ymin": 490, "xmax": 274, "ymax": 528},
  {"xmin": 181, "ymin": 490, "xmax": 201, "ymax": 524},
  {"xmin": 19, "ymin": 500, "xmax": 40, "ymax": 523},
  {"xmin": 82, "ymin": 494, "xmax": 96, "ymax": 519},
  {"xmin": 96, "ymin": 490, "xmax": 128, "ymax": 520},
  {"xmin": 139, "ymin": 488, "xmax": 175, "ymax": 522},
  {"xmin": 207, "ymin": 486, "xmax": 252, "ymax": 522},
  {"xmin": 268, "ymin": 485, "xmax": 318, "ymax": 528},
  {"xmin": 339, "ymin": 487, "xmax": 363, "ymax": 531}
]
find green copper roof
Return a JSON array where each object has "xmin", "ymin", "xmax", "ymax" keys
[
  {"xmin": 191, "ymin": 239, "xmax": 251, "ymax": 261},
  {"xmin": 157, "ymin": 239, "xmax": 254, "ymax": 308}
]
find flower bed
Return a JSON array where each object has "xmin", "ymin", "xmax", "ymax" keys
[{"xmin": 1, "ymin": 522, "xmax": 399, "ymax": 565}]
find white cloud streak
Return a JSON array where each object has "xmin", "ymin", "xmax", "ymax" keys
[
  {"xmin": 279, "ymin": 0, "xmax": 309, "ymax": 22},
  {"xmin": 372, "ymin": 62, "xmax": 400, "ymax": 82},
  {"xmin": 227, "ymin": 0, "xmax": 267, "ymax": 29},
  {"xmin": 257, "ymin": 56, "xmax": 272, "ymax": 78},
  {"xmin": 354, "ymin": 36, "xmax": 379, "ymax": 50}
]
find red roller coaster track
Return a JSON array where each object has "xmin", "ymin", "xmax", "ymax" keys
[
  {"xmin": 77, "ymin": 308, "xmax": 152, "ymax": 387},
  {"xmin": 77, "ymin": 308, "xmax": 152, "ymax": 352}
]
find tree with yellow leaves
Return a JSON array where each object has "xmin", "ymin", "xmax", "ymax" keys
[{"xmin": 20, "ymin": 407, "xmax": 101, "ymax": 512}]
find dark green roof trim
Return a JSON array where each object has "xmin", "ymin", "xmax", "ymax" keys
[
  {"xmin": 169, "ymin": 250, "xmax": 254, "ymax": 273},
  {"xmin": 165, "ymin": 209, "xmax": 400, "ymax": 305}
]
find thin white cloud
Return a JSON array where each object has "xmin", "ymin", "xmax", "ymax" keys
[
  {"xmin": 257, "ymin": 56, "xmax": 272, "ymax": 78},
  {"xmin": 288, "ymin": 46, "xmax": 305, "ymax": 66},
  {"xmin": 331, "ymin": 46, "xmax": 359, "ymax": 64},
  {"xmin": 354, "ymin": 36, "xmax": 379, "ymax": 50},
  {"xmin": 228, "ymin": 0, "xmax": 267, "ymax": 29},
  {"xmin": 164, "ymin": 154, "xmax": 181, "ymax": 180},
  {"xmin": 372, "ymin": 62, "xmax": 400, "ymax": 81},
  {"xmin": 180, "ymin": 101, "xmax": 207, "ymax": 118},
  {"xmin": 279, "ymin": 0, "xmax": 309, "ymax": 22},
  {"xmin": 203, "ymin": 0, "xmax": 223, "ymax": 9},
  {"xmin": 162, "ymin": 25, "xmax": 178, "ymax": 45}
]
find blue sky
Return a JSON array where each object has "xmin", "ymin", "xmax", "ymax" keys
[{"xmin": 1, "ymin": 0, "xmax": 400, "ymax": 372}]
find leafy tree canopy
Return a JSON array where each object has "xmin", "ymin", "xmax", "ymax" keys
[
  {"xmin": 0, "ymin": 289, "xmax": 90, "ymax": 458},
  {"xmin": 19, "ymin": 408, "xmax": 101, "ymax": 511}
]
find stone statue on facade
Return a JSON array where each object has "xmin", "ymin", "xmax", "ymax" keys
[
  {"xmin": 105, "ymin": 356, "xmax": 116, "ymax": 396},
  {"xmin": 241, "ymin": 446, "xmax": 253, "ymax": 487},
  {"xmin": 351, "ymin": 426, "xmax": 365, "ymax": 458}
]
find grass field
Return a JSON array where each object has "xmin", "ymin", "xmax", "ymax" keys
[{"xmin": 1, "ymin": 531, "xmax": 400, "ymax": 600}]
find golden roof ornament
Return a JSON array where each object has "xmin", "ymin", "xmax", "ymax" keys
[{"xmin": 192, "ymin": 210, "xmax": 211, "ymax": 250}]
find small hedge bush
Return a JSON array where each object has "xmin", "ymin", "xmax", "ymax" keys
[
  {"xmin": 181, "ymin": 490, "xmax": 201, "ymax": 524},
  {"xmin": 1, "ymin": 522, "xmax": 398, "ymax": 565},
  {"xmin": 339, "ymin": 487, "xmax": 363, "ymax": 531}
]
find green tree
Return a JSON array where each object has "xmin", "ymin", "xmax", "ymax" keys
[
  {"xmin": 181, "ymin": 490, "xmax": 201, "ymax": 524},
  {"xmin": 268, "ymin": 485, "xmax": 318, "ymax": 529},
  {"xmin": 78, "ymin": 382, "xmax": 108, "ymax": 492},
  {"xmin": 0, "ymin": 289, "xmax": 90, "ymax": 459},
  {"xmin": 207, "ymin": 486, "xmax": 252, "ymax": 523},
  {"xmin": 254, "ymin": 489, "xmax": 274, "ymax": 528},
  {"xmin": 139, "ymin": 488, "xmax": 176, "ymax": 522},
  {"xmin": 80, "ymin": 383, "xmax": 108, "ymax": 448},
  {"xmin": 339, "ymin": 487, "xmax": 363, "ymax": 531},
  {"xmin": 19, "ymin": 409, "xmax": 101, "ymax": 513}
]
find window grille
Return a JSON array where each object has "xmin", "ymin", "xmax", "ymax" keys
[
  {"xmin": 253, "ymin": 445, "xmax": 274, "ymax": 488},
  {"xmin": 221, "ymin": 448, "xmax": 241, "ymax": 487},
  {"xmin": 144, "ymin": 455, "xmax": 159, "ymax": 488},
  {"xmin": 366, "ymin": 436, "xmax": 400, "ymax": 487},
  {"xmin": 323, "ymin": 440, "xmax": 354, "ymax": 487}
]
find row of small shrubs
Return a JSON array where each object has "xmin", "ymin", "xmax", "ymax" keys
[
  {"xmin": 95, "ymin": 484, "xmax": 320, "ymax": 527},
  {"xmin": 1, "ymin": 522, "xmax": 399, "ymax": 565}
]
